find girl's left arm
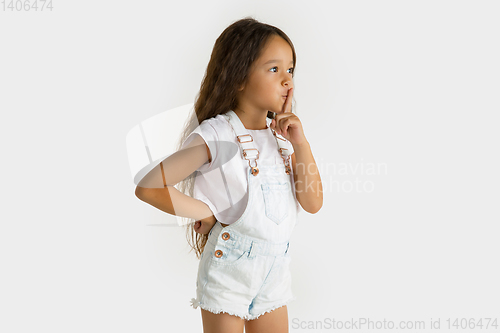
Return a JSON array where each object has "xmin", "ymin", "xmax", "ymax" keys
[{"xmin": 291, "ymin": 143, "xmax": 323, "ymax": 214}]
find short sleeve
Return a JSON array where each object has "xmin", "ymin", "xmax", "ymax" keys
[{"xmin": 180, "ymin": 119, "xmax": 219, "ymax": 172}]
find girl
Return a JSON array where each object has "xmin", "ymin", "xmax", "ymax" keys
[{"xmin": 135, "ymin": 17, "xmax": 322, "ymax": 333}]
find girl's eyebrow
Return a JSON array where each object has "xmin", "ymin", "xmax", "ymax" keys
[{"xmin": 263, "ymin": 59, "xmax": 294, "ymax": 65}]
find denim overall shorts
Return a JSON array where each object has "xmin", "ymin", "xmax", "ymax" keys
[{"xmin": 190, "ymin": 111, "xmax": 298, "ymax": 321}]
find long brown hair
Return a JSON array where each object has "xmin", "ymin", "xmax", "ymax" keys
[{"xmin": 175, "ymin": 17, "xmax": 296, "ymax": 259}]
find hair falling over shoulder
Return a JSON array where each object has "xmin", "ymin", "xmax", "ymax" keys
[{"xmin": 175, "ymin": 17, "xmax": 296, "ymax": 259}]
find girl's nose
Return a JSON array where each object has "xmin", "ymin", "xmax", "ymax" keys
[{"xmin": 282, "ymin": 78, "xmax": 293, "ymax": 89}]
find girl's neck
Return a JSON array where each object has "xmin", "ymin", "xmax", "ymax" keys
[{"xmin": 233, "ymin": 108, "xmax": 269, "ymax": 130}]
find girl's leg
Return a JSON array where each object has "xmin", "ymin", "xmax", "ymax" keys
[
  {"xmin": 200, "ymin": 308, "xmax": 245, "ymax": 333},
  {"xmin": 245, "ymin": 305, "xmax": 288, "ymax": 333}
]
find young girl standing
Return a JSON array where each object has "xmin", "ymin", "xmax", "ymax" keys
[{"xmin": 136, "ymin": 17, "xmax": 322, "ymax": 333}]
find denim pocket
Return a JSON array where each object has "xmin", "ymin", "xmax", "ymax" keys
[
  {"xmin": 261, "ymin": 183, "xmax": 290, "ymax": 225},
  {"xmin": 210, "ymin": 246, "xmax": 248, "ymax": 266}
]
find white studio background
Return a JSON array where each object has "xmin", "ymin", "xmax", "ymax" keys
[{"xmin": 1, "ymin": 1, "xmax": 499, "ymax": 332}]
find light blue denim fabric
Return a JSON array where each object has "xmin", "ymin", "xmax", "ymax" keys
[
  {"xmin": 190, "ymin": 164, "xmax": 297, "ymax": 321},
  {"xmin": 189, "ymin": 111, "xmax": 298, "ymax": 320},
  {"xmin": 261, "ymin": 182, "xmax": 290, "ymax": 224}
]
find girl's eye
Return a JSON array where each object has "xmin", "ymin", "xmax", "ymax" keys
[{"xmin": 269, "ymin": 66, "xmax": 294, "ymax": 74}]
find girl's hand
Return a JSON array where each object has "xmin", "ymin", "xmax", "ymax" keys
[
  {"xmin": 193, "ymin": 215, "xmax": 217, "ymax": 234},
  {"xmin": 270, "ymin": 88, "xmax": 307, "ymax": 146}
]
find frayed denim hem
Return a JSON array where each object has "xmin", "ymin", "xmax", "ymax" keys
[
  {"xmin": 247, "ymin": 296, "xmax": 296, "ymax": 321},
  {"xmin": 190, "ymin": 296, "xmax": 296, "ymax": 321},
  {"xmin": 190, "ymin": 297, "xmax": 251, "ymax": 321}
]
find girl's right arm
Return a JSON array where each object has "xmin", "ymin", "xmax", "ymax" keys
[{"xmin": 135, "ymin": 135, "xmax": 216, "ymax": 224}]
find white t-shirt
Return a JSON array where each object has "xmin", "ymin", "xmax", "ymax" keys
[{"xmin": 180, "ymin": 113, "xmax": 297, "ymax": 224}]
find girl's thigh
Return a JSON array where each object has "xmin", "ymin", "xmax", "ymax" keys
[
  {"xmin": 245, "ymin": 305, "xmax": 289, "ymax": 333},
  {"xmin": 200, "ymin": 308, "xmax": 245, "ymax": 333}
]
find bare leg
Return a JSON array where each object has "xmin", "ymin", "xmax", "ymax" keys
[
  {"xmin": 201, "ymin": 308, "xmax": 245, "ymax": 333},
  {"xmin": 245, "ymin": 305, "xmax": 288, "ymax": 333}
]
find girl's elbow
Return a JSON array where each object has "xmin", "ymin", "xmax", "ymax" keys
[
  {"xmin": 308, "ymin": 199, "xmax": 323, "ymax": 214},
  {"xmin": 313, "ymin": 203, "xmax": 323, "ymax": 214},
  {"xmin": 299, "ymin": 201, "xmax": 321, "ymax": 214},
  {"xmin": 307, "ymin": 203, "xmax": 322, "ymax": 214},
  {"xmin": 135, "ymin": 186, "xmax": 150, "ymax": 201}
]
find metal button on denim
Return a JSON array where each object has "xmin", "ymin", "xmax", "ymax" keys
[
  {"xmin": 215, "ymin": 250, "xmax": 223, "ymax": 258},
  {"xmin": 222, "ymin": 232, "xmax": 230, "ymax": 240}
]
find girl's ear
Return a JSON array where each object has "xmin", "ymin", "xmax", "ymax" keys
[{"xmin": 237, "ymin": 78, "xmax": 247, "ymax": 92}]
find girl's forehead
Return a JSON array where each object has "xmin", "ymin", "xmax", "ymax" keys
[{"xmin": 257, "ymin": 36, "xmax": 293, "ymax": 64}]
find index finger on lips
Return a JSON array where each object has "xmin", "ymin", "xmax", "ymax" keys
[{"xmin": 284, "ymin": 88, "xmax": 293, "ymax": 113}]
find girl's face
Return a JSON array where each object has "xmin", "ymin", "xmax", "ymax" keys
[{"xmin": 237, "ymin": 35, "xmax": 294, "ymax": 114}]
